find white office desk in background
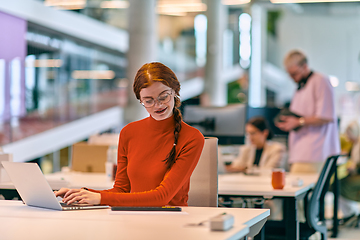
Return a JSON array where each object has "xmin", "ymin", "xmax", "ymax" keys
[
  {"xmin": 0, "ymin": 200, "xmax": 269, "ymax": 240},
  {"xmin": 218, "ymin": 172, "xmax": 318, "ymax": 240},
  {"xmin": 219, "ymin": 172, "xmax": 318, "ymax": 197}
]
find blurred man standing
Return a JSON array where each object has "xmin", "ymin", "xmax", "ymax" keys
[{"xmin": 276, "ymin": 50, "xmax": 340, "ymax": 173}]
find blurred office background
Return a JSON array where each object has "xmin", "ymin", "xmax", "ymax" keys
[{"xmin": 0, "ymin": 0, "xmax": 360, "ymax": 173}]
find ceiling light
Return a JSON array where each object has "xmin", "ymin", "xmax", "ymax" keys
[
  {"xmin": 222, "ymin": 0, "xmax": 251, "ymax": 5},
  {"xmin": 44, "ymin": 0, "xmax": 86, "ymax": 10},
  {"xmin": 100, "ymin": 1, "xmax": 129, "ymax": 9},
  {"xmin": 158, "ymin": 11, "xmax": 188, "ymax": 16},
  {"xmin": 329, "ymin": 75, "xmax": 339, "ymax": 87},
  {"xmin": 72, "ymin": 70, "xmax": 115, "ymax": 80},
  {"xmin": 157, "ymin": 0, "xmax": 206, "ymax": 16},
  {"xmin": 345, "ymin": 81, "xmax": 360, "ymax": 91},
  {"xmin": 158, "ymin": 0, "xmax": 203, "ymax": 4},
  {"xmin": 271, "ymin": 0, "xmax": 360, "ymax": 3},
  {"xmin": 26, "ymin": 59, "xmax": 63, "ymax": 68}
]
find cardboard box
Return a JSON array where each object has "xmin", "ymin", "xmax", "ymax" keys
[
  {"xmin": 88, "ymin": 134, "xmax": 119, "ymax": 146},
  {"xmin": 71, "ymin": 142, "xmax": 110, "ymax": 173}
]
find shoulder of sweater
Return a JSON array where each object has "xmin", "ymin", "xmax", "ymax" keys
[
  {"xmin": 180, "ymin": 121, "xmax": 204, "ymax": 140},
  {"xmin": 120, "ymin": 117, "xmax": 148, "ymax": 134}
]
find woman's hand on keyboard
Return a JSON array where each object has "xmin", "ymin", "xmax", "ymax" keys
[
  {"xmin": 54, "ymin": 188, "xmax": 70, "ymax": 198},
  {"xmin": 55, "ymin": 188, "xmax": 101, "ymax": 205}
]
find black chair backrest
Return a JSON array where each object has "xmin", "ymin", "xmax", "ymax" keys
[{"xmin": 306, "ymin": 155, "xmax": 342, "ymax": 232}]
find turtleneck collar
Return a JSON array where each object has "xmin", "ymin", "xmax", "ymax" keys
[{"xmin": 147, "ymin": 115, "xmax": 176, "ymax": 133}]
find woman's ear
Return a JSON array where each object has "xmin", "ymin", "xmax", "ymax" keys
[{"xmin": 263, "ymin": 129, "xmax": 269, "ymax": 139}]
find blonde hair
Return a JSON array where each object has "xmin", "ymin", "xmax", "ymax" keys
[
  {"xmin": 283, "ymin": 49, "xmax": 308, "ymax": 68},
  {"xmin": 345, "ymin": 121, "xmax": 360, "ymax": 142}
]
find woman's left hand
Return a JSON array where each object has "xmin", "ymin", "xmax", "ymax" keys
[{"xmin": 62, "ymin": 188, "xmax": 101, "ymax": 205}]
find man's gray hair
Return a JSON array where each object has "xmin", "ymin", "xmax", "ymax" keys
[{"xmin": 284, "ymin": 49, "xmax": 308, "ymax": 68}]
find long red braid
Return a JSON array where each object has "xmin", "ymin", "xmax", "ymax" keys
[{"xmin": 133, "ymin": 62, "xmax": 182, "ymax": 169}]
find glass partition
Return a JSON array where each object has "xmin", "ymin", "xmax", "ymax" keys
[{"xmin": 0, "ymin": 24, "xmax": 127, "ymax": 146}]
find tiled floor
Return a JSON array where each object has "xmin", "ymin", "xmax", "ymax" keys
[{"xmin": 328, "ymin": 227, "xmax": 360, "ymax": 240}]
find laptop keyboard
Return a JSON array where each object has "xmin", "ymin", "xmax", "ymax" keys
[
  {"xmin": 60, "ymin": 202, "xmax": 90, "ymax": 208},
  {"xmin": 59, "ymin": 202, "xmax": 109, "ymax": 210},
  {"xmin": 60, "ymin": 202, "xmax": 72, "ymax": 207}
]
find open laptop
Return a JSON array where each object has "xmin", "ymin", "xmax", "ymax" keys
[{"xmin": 2, "ymin": 161, "xmax": 109, "ymax": 211}]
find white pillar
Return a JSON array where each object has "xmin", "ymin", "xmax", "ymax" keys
[
  {"xmin": 204, "ymin": 0, "xmax": 227, "ymax": 107},
  {"xmin": 124, "ymin": 0, "xmax": 157, "ymax": 123},
  {"xmin": 248, "ymin": 4, "xmax": 267, "ymax": 108}
]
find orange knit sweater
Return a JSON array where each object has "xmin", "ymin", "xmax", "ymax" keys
[{"xmin": 90, "ymin": 115, "xmax": 204, "ymax": 207}]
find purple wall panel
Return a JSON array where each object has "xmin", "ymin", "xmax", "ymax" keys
[{"xmin": 0, "ymin": 11, "xmax": 27, "ymax": 121}]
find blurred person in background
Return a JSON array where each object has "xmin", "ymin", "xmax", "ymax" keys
[
  {"xmin": 339, "ymin": 121, "xmax": 360, "ymax": 226},
  {"xmin": 276, "ymin": 49, "xmax": 340, "ymax": 173},
  {"xmin": 225, "ymin": 117, "xmax": 286, "ymax": 220},
  {"xmin": 225, "ymin": 117, "xmax": 286, "ymax": 173}
]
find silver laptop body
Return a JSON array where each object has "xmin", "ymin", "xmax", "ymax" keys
[{"xmin": 2, "ymin": 162, "xmax": 109, "ymax": 211}]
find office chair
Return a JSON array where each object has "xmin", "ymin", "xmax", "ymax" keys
[
  {"xmin": 188, "ymin": 137, "xmax": 218, "ymax": 207},
  {"xmin": 265, "ymin": 154, "xmax": 343, "ymax": 240}
]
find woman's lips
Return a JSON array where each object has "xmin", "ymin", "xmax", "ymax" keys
[{"xmin": 155, "ymin": 107, "xmax": 167, "ymax": 114}]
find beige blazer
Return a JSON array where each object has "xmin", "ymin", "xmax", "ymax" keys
[{"xmin": 232, "ymin": 141, "xmax": 286, "ymax": 170}]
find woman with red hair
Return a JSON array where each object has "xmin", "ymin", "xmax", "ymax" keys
[{"xmin": 56, "ymin": 62, "xmax": 205, "ymax": 207}]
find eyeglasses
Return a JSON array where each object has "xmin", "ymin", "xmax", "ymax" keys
[
  {"xmin": 288, "ymin": 65, "xmax": 304, "ymax": 78},
  {"xmin": 246, "ymin": 130, "xmax": 261, "ymax": 137},
  {"xmin": 140, "ymin": 90, "xmax": 173, "ymax": 108}
]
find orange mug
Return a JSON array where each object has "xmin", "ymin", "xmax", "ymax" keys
[{"xmin": 272, "ymin": 168, "xmax": 285, "ymax": 190}]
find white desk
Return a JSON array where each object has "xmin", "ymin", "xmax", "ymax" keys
[
  {"xmin": 219, "ymin": 173, "xmax": 318, "ymax": 197},
  {"xmin": 0, "ymin": 200, "xmax": 269, "ymax": 240},
  {"xmin": 218, "ymin": 173, "xmax": 319, "ymax": 240}
]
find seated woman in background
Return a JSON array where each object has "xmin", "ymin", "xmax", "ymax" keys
[{"xmin": 225, "ymin": 117, "xmax": 286, "ymax": 173}]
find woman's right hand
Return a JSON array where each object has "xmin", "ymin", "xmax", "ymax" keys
[{"xmin": 54, "ymin": 188, "xmax": 71, "ymax": 198}]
